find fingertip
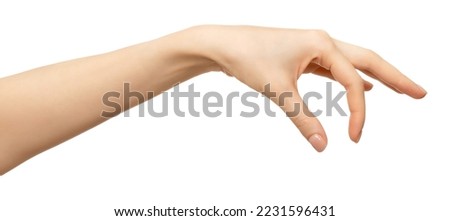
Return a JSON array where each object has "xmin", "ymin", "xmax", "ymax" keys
[
  {"xmin": 395, "ymin": 79, "xmax": 426, "ymax": 98},
  {"xmin": 351, "ymin": 130, "xmax": 362, "ymax": 143},
  {"xmin": 349, "ymin": 115, "xmax": 364, "ymax": 143},
  {"xmin": 308, "ymin": 134, "xmax": 328, "ymax": 152},
  {"xmin": 414, "ymin": 84, "xmax": 427, "ymax": 99},
  {"xmin": 364, "ymin": 81, "xmax": 373, "ymax": 91}
]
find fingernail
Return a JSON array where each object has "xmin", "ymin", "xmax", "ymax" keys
[
  {"xmin": 355, "ymin": 130, "xmax": 362, "ymax": 143},
  {"xmin": 308, "ymin": 134, "xmax": 327, "ymax": 152},
  {"xmin": 418, "ymin": 84, "xmax": 427, "ymax": 94}
]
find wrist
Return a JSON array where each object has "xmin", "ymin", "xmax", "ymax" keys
[
  {"xmin": 159, "ymin": 25, "xmax": 223, "ymax": 76},
  {"xmin": 175, "ymin": 25, "xmax": 230, "ymax": 75},
  {"xmin": 133, "ymin": 27, "xmax": 222, "ymax": 94}
]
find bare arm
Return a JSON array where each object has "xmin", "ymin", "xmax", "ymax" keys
[
  {"xmin": 0, "ymin": 27, "xmax": 219, "ymax": 174},
  {"xmin": 0, "ymin": 25, "xmax": 426, "ymax": 175}
]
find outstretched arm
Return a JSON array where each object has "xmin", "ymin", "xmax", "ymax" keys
[{"xmin": 0, "ymin": 25, "xmax": 426, "ymax": 175}]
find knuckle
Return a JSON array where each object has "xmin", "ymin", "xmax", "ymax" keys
[
  {"xmin": 364, "ymin": 49, "xmax": 380, "ymax": 60},
  {"xmin": 359, "ymin": 48, "xmax": 382, "ymax": 70},
  {"xmin": 344, "ymin": 76, "xmax": 365, "ymax": 90},
  {"xmin": 310, "ymin": 29, "xmax": 330, "ymax": 39},
  {"xmin": 293, "ymin": 115, "xmax": 313, "ymax": 129},
  {"xmin": 308, "ymin": 29, "xmax": 335, "ymax": 52}
]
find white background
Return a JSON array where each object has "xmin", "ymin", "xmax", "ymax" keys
[{"xmin": 0, "ymin": 0, "xmax": 448, "ymax": 220}]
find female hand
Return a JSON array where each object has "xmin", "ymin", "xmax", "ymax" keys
[{"xmin": 196, "ymin": 25, "xmax": 427, "ymax": 151}]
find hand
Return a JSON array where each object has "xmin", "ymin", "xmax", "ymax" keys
[{"xmin": 197, "ymin": 25, "xmax": 427, "ymax": 151}]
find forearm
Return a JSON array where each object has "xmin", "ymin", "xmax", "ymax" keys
[{"xmin": 0, "ymin": 26, "xmax": 218, "ymax": 174}]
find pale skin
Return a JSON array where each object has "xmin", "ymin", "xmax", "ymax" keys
[{"xmin": 0, "ymin": 25, "xmax": 427, "ymax": 175}]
